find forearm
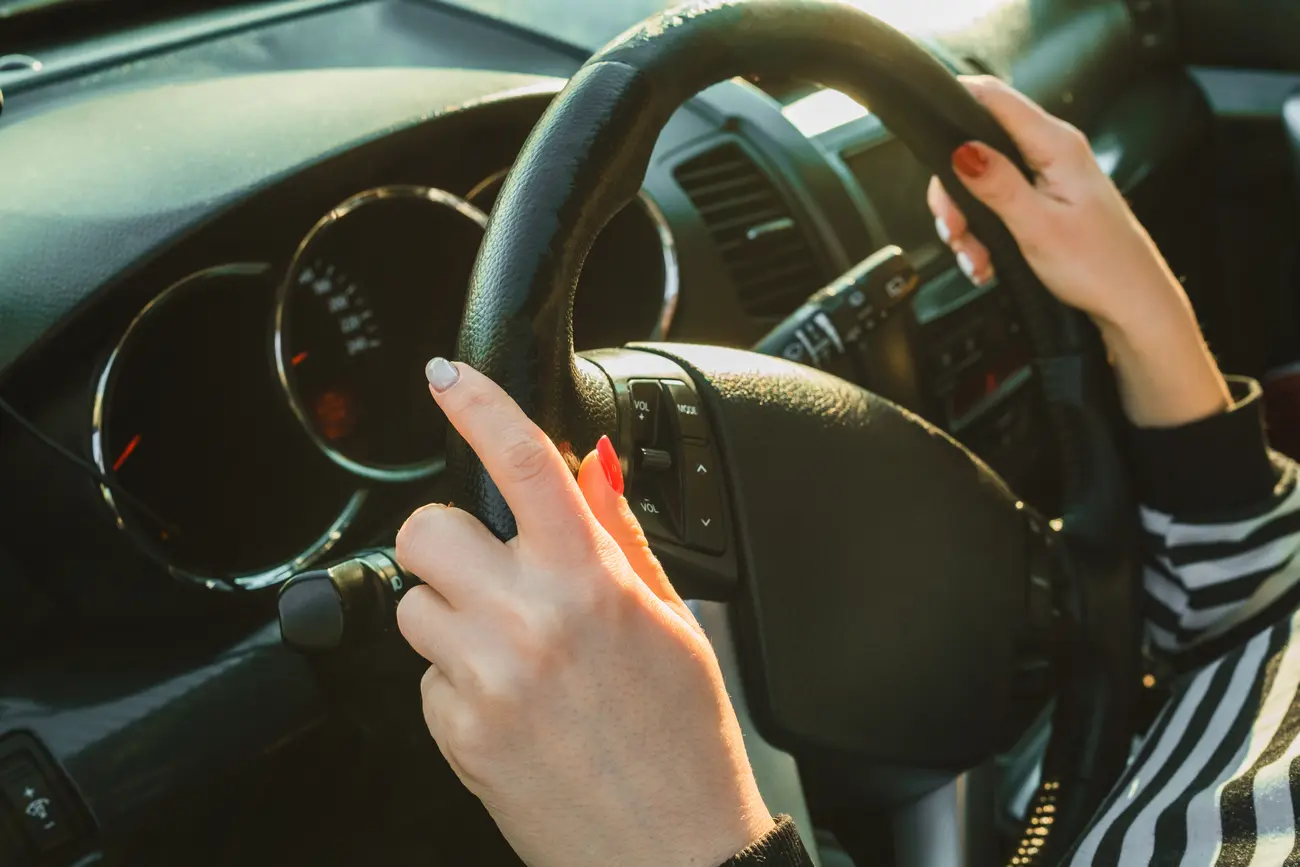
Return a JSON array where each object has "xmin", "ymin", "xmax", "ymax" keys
[{"xmin": 1096, "ymin": 277, "xmax": 1232, "ymax": 429}]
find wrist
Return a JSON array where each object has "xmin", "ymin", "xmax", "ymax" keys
[
  {"xmin": 1088, "ymin": 263, "xmax": 1189, "ymax": 343},
  {"xmin": 726, "ymin": 795, "xmax": 778, "ymax": 860},
  {"xmin": 1091, "ymin": 289, "xmax": 1231, "ymax": 429}
]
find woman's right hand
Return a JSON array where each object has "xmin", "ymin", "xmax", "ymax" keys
[
  {"xmin": 928, "ymin": 75, "xmax": 1230, "ymax": 428},
  {"xmin": 393, "ymin": 359, "xmax": 773, "ymax": 867}
]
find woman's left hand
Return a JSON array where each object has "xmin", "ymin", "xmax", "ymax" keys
[
  {"xmin": 927, "ymin": 75, "xmax": 1229, "ymax": 428},
  {"xmin": 395, "ymin": 358, "xmax": 773, "ymax": 867}
]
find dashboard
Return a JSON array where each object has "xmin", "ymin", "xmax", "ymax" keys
[
  {"xmin": 0, "ymin": 72, "xmax": 1046, "ymax": 607},
  {"xmin": 87, "ymin": 167, "xmax": 674, "ymax": 593},
  {"xmin": 0, "ymin": 0, "xmax": 1208, "ymax": 860}
]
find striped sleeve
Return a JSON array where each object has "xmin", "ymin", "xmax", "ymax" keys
[{"xmin": 1134, "ymin": 377, "xmax": 1297, "ymax": 654}]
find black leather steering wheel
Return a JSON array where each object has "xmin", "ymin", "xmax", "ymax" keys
[{"xmin": 450, "ymin": 2, "xmax": 1142, "ymax": 863}]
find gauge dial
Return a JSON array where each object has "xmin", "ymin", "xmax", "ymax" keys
[
  {"xmin": 276, "ymin": 187, "xmax": 488, "ymax": 481},
  {"xmin": 467, "ymin": 170, "xmax": 678, "ymax": 349},
  {"xmin": 92, "ymin": 264, "xmax": 365, "ymax": 590}
]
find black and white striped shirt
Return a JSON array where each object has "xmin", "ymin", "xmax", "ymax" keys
[{"xmin": 1067, "ymin": 377, "xmax": 1300, "ymax": 865}]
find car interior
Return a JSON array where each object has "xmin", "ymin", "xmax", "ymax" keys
[{"xmin": 2, "ymin": 0, "xmax": 1300, "ymax": 865}]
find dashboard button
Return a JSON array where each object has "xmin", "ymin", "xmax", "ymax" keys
[
  {"xmin": 0, "ymin": 752, "xmax": 73, "ymax": 852},
  {"xmin": 682, "ymin": 444, "xmax": 726, "ymax": 554},
  {"xmin": 629, "ymin": 380, "xmax": 663, "ymax": 445},
  {"xmin": 663, "ymin": 381, "xmax": 709, "ymax": 443}
]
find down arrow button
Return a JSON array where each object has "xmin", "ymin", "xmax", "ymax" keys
[{"xmin": 682, "ymin": 443, "xmax": 726, "ymax": 554}]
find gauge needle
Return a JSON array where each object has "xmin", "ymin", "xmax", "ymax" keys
[
  {"xmin": 292, "ymin": 351, "xmax": 310, "ymax": 367},
  {"xmin": 113, "ymin": 434, "xmax": 142, "ymax": 472}
]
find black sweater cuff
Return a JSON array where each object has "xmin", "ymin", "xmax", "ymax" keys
[
  {"xmin": 720, "ymin": 816, "xmax": 813, "ymax": 867},
  {"xmin": 1129, "ymin": 376, "xmax": 1283, "ymax": 516}
]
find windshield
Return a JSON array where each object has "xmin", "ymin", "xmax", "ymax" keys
[{"xmin": 440, "ymin": 0, "xmax": 1006, "ymax": 49}]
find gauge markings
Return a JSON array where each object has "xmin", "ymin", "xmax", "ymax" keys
[
  {"xmin": 113, "ymin": 433, "xmax": 142, "ymax": 472},
  {"xmin": 294, "ymin": 259, "xmax": 385, "ymax": 358},
  {"xmin": 275, "ymin": 187, "xmax": 489, "ymax": 477},
  {"xmin": 345, "ymin": 335, "xmax": 383, "ymax": 356}
]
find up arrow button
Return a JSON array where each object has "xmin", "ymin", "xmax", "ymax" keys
[{"xmin": 682, "ymin": 442, "xmax": 725, "ymax": 554}]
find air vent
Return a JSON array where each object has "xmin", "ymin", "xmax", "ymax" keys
[{"xmin": 674, "ymin": 143, "xmax": 824, "ymax": 319}]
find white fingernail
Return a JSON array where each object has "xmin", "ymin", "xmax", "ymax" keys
[
  {"xmin": 935, "ymin": 216, "xmax": 951, "ymax": 243},
  {"xmin": 425, "ymin": 357, "xmax": 460, "ymax": 393},
  {"xmin": 957, "ymin": 252, "xmax": 977, "ymax": 281}
]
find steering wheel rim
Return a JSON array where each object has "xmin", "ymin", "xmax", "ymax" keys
[{"xmin": 450, "ymin": 2, "xmax": 1142, "ymax": 862}]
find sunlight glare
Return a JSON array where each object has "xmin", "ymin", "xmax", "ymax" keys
[
  {"xmin": 781, "ymin": 89, "xmax": 871, "ymax": 138},
  {"xmin": 843, "ymin": 0, "xmax": 1007, "ymax": 33}
]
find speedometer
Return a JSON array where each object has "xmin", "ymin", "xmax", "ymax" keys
[
  {"xmin": 275, "ymin": 187, "xmax": 488, "ymax": 481},
  {"xmin": 92, "ymin": 264, "xmax": 365, "ymax": 590}
]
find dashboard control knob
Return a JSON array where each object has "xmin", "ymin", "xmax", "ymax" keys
[{"xmin": 279, "ymin": 549, "xmax": 410, "ymax": 652}]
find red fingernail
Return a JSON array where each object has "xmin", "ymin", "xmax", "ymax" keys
[
  {"xmin": 596, "ymin": 435, "xmax": 624, "ymax": 495},
  {"xmin": 952, "ymin": 142, "xmax": 990, "ymax": 179}
]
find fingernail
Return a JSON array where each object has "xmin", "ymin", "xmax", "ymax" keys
[
  {"xmin": 596, "ymin": 435, "xmax": 624, "ymax": 496},
  {"xmin": 425, "ymin": 357, "xmax": 460, "ymax": 393},
  {"xmin": 952, "ymin": 142, "xmax": 989, "ymax": 179},
  {"xmin": 957, "ymin": 252, "xmax": 978, "ymax": 282},
  {"xmin": 935, "ymin": 216, "xmax": 951, "ymax": 243}
]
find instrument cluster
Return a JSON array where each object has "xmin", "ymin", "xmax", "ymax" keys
[{"xmin": 91, "ymin": 181, "xmax": 677, "ymax": 591}]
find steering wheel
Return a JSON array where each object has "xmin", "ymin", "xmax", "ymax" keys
[{"xmin": 450, "ymin": 2, "xmax": 1142, "ymax": 863}]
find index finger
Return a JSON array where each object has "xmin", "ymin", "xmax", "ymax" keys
[{"xmin": 424, "ymin": 357, "xmax": 596, "ymax": 555}]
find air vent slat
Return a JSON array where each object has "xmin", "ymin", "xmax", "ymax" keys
[
  {"xmin": 695, "ymin": 191, "xmax": 783, "ymax": 219},
  {"xmin": 684, "ymin": 174, "xmax": 772, "ymax": 201},
  {"xmin": 741, "ymin": 265, "xmax": 823, "ymax": 297},
  {"xmin": 730, "ymin": 255, "xmax": 819, "ymax": 283},
  {"xmin": 699, "ymin": 208, "xmax": 790, "ymax": 237},
  {"xmin": 674, "ymin": 143, "xmax": 824, "ymax": 319},
  {"xmin": 674, "ymin": 156, "xmax": 753, "ymax": 181},
  {"xmin": 717, "ymin": 236, "xmax": 811, "ymax": 257}
]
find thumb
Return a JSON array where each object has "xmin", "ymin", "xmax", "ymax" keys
[
  {"xmin": 950, "ymin": 141, "xmax": 1042, "ymax": 241},
  {"xmin": 577, "ymin": 437, "xmax": 687, "ymax": 612}
]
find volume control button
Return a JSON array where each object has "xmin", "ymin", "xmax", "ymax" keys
[
  {"xmin": 629, "ymin": 380, "xmax": 663, "ymax": 445},
  {"xmin": 631, "ymin": 487, "xmax": 679, "ymax": 543}
]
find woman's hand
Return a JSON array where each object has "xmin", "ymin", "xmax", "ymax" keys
[
  {"xmin": 928, "ymin": 75, "xmax": 1230, "ymax": 428},
  {"xmin": 395, "ymin": 358, "xmax": 773, "ymax": 867}
]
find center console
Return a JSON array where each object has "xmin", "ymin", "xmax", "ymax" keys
[
  {"xmin": 911, "ymin": 272, "xmax": 1055, "ymax": 508},
  {"xmin": 802, "ymin": 103, "xmax": 1060, "ymax": 514}
]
